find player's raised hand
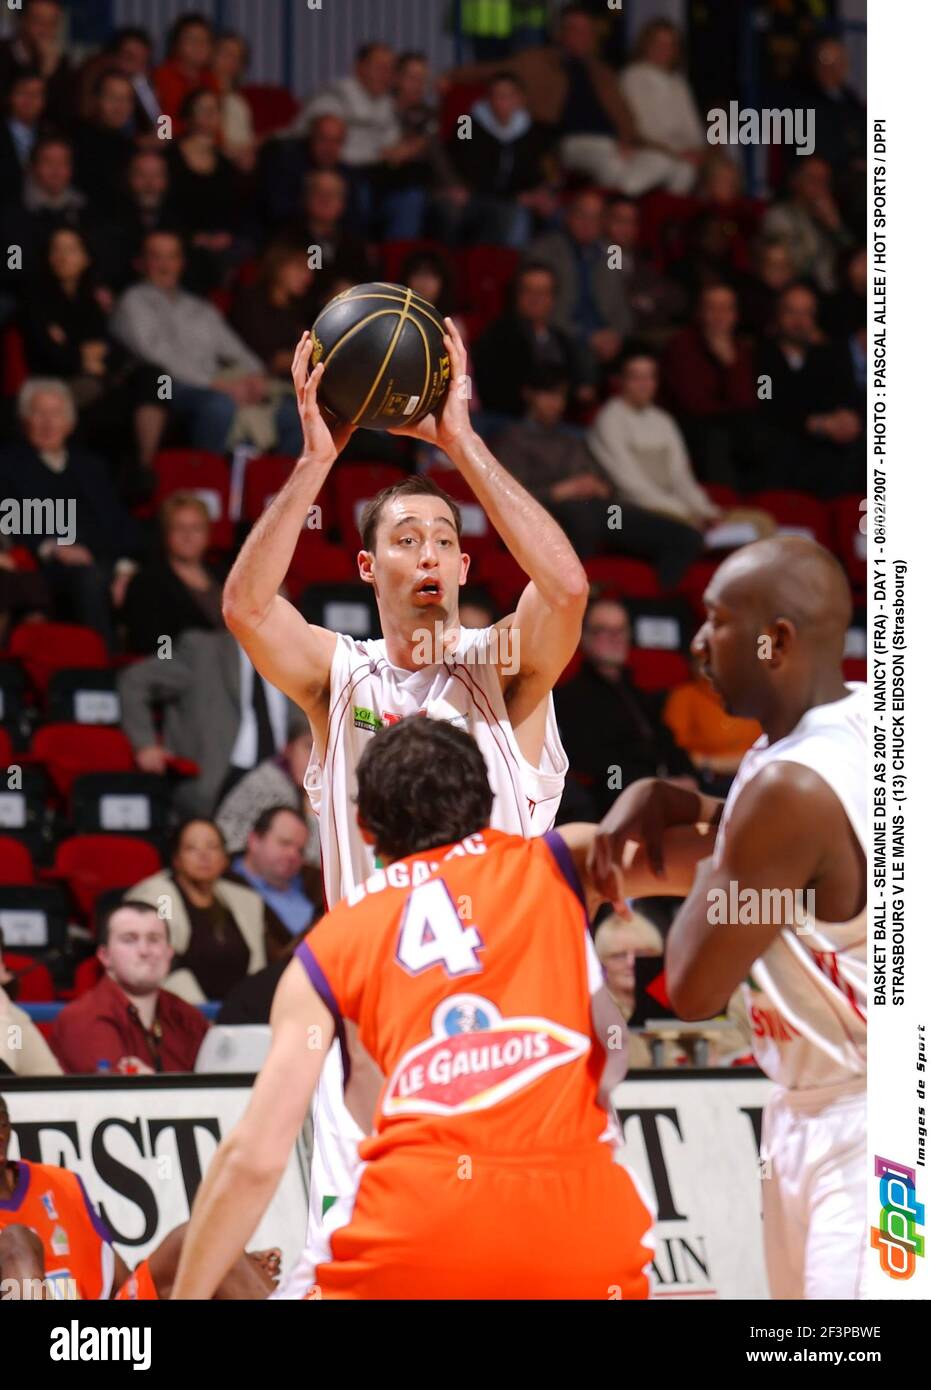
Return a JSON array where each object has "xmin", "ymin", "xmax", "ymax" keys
[
  {"xmin": 589, "ymin": 779, "xmax": 673, "ymax": 907},
  {"xmin": 387, "ymin": 317, "xmax": 474, "ymax": 451},
  {"xmin": 291, "ymin": 333, "xmax": 353, "ymax": 464}
]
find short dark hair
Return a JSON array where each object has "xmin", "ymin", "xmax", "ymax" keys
[
  {"xmin": 397, "ymin": 50, "xmax": 426, "ymax": 69},
  {"xmin": 166, "ymin": 12, "xmax": 213, "ymax": 55},
  {"xmin": 524, "ymin": 364, "xmax": 570, "ymax": 394},
  {"xmin": 98, "ymin": 899, "xmax": 167, "ymax": 948},
  {"xmin": 488, "ymin": 69, "xmax": 523, "ymax": 90},
  {"xmin": 109, "ymin": 26, "xmax": 152, "ymax": 53},
  {"xmin": 168, "ymin": 817, "xmax": 227, "ymax": 860},
  {"xmin": 359, "ymin": 475, "xmax": 462, "ymax": 553},
  {"xmin": 251, "ymin": 804, "xmax": 305, "ymax": 838},
  {"xmin": 93, "ymin": 67, "xmax": 133, "ymax": 99},
  {"xmin": 517, "ymin": 260, "xmax": 556, "ymax": 287},
  {"xmin": 356, "ymin": 41, "xmax": 391, "ymax": 64},
  {"xmin": 178, "ymin": 84, "xmax": 216, "ymax": 124},
  {"xmin": 30, "ymin": 134, "xmax": 71, "ymax": 164},
  {"xmin": 355, "ymin": 719, "xmax": 493, "ymax": 862}
]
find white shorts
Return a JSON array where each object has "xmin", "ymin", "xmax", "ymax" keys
[
  {"xmin": 761, "ymin": 1078, "xmax": 867, "ymax": 1300},
  {"xmin": 272, "ymin": 1042, "xmax": 363, "ymax": 1299}
]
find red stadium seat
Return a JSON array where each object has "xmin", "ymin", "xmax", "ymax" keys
[
  {"xmin": 331, "ymin": 463, "xmax": 407, "ymax": 546},
  {"xmin": 584, "ymin": 556, "xmax": 661, "ymax": 599},
  {"xmin": 2, "ymin": 951, "xmax": 54, "ymax": 1002},
  {"xmin": 832, "ymin": 494, "xmax": 868, "ymax": 589},
  {"xmin": 0, "ymin": 728, "xmax": 13, "ymax": 768},
  {"xmin": 380, "ymin": 239, "xmax": 459, "ymax": 291},
  {"xmin": 627, "ymin": 648, "xmax": 691, "ymax": 693},
  {"xmin": 43, "ymin": 834, "xmax": 162, "ymax": 920},
  {"xmin": 674, "ymin": 558, "xmax": 722, "ymax": 617},
  {"xmin": 240, "ymin": 83, "xmax": 299, "ymax": 137},
  {"xmin": 10, "ymin": 622, "xmax": 107, "ymax": 696},
  {"xmin": 152, "ymin": 449, "xmax": 233, "ymax": 549},
  {"xmin": 472, "ymin": 550, "xmax": 526, "ymax": 614},
  {"xmin": 843, "ymin": 658, "xmax": 867, "ymax": 683},
  {"xmin": 287, "ymin": 534, "xmax": 357, "ymax": 598},
  {"xmin": 425, "ymin": 467, "xmax": 500, "ymax": 562},
  {"xmin": 462, "ymin": 245, "xmax": 519, "ymax": 331},
  {"xmin": 439, "ymin": 82, "xmax": 487, "ymax": 140},
  {"xmin": 29, "ymin": 724, "xmax": 136, "ymax": 799},
  {"xmin": 242, "ymin": 453, "xmax": 294, "ymax": 521},
  {"xmin": 751, "ymin": 491, "xmax": 832, "ymax": 548},
  {"xmin": 0, "ymin": 836, "xmax": 34, "ymax": 885},
  {"xmin": 0, "ymin": 325, "xmax": 29, "ymax": 396},
  {"xmin": 703, "ymin": 482, "xmax": 741, "ymax": 509}
]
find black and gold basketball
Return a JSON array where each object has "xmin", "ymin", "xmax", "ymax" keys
[{"xmin": 309, "ymin": 282, "xmax": 451, "ymax": 430}]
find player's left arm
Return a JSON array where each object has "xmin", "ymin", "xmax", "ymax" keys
[
  {"xmin": 390, "ymin": 320, "xmax": 588, "ymax": 736},
  {"xmin": 170, "ymin": 958, "xmax": 334, "ymax": 1299},
  {"xmin": 557, "ymin": 821, "xmax": 717, "ymax": 918},
  {"xmin": 665, "ymin": 762, "xmax": 835, "ymax": 1021}
]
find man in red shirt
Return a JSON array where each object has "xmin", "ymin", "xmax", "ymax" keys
[{"xmin": 51, "ymin": 902, "xmax": 209, "ymax": 1075}]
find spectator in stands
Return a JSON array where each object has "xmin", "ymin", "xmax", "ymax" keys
[
  {"xmin": 473, "ymin": 262, "xmax": 583, "ymax": 419},
  {"xmin": 228, "ymin": 806, "xmax": 322, "ymax": 938},
  {"xmin": 603, "ymin": 196, "xmax": 688, "ymax": 343},
  {"xmin": 153, "ymin": 12, "xmax": 218, "ymax": 123},
  {"xmin": 110, "ymin": 230, "xmax": 301, "ymax": 455},
  {"xmin": 50, "ymin": 902, "xmax": 210, "ymax": 1074},
  {"xmin": 214, "ymin": 940, "xmax": 299, "ymax": 1027},
  {"xmin": 0, "ymin": 931, "xmax": 62, "ymax": 1077},
  {"xmin": 0, "ymin": 73, "xmax": 47, "ymax": 201},
  {"xmin": 77, "ymin": 26, "xmax": 160, "ymax": 133},
  {"xmin": 457, "ymin": 586, "xmax": 498, "ymax": 631},
  {"xmin": 0, "ymin": 136, "xmax": 90, "ymax": 289},
  {"xmin": 166, "ymin": 86, "xmax": 242, "ymax": 292},
  {"xmin": 400, "ymin": 248, "xmax": 457, "ymax": 319},
  {"xmin": 451, "ymin": 4, "xmax": 694, "ymax": 196},
  {"xmin": 824, "ymin": 244, "xmax": 867, "ymax": 339},
  {"xmin": 0, "ymin": 538, "xmax": 51, "ymax": 643},
  {"xmin": 588, "ymin": 349, "xmax": 720, "ymax": 536},
  {"xmin": 22, "ymin": 228, "xmax": 166, "ymax": 482},
  {"xmin": 661, "ymin": 283, "xmax": 758, "ymax": 486},
  {"xmin": 528, "ymin": 188, "xmax": 632, "ymax": 380},
  {"xmin": 761, "ymin": 156, "xmax": 853, "ymax": 293},
  {"xmin": 663, "ymin": 654, "xmax": 761, "ymax": 782},
  {"xmin": 0, "ymin": 0, "xmax": 73, "ymax": 127},
  {"xmin": 230, "ymin": 242, "xmax": 315, "ymax": 380},
  {"xmin": 497, "ymin": 365, "xmax": 703, "ymax": 585},
  {"xmin": 126, "ymin": 820, "xmax": 289, "ymax": 1004},
  {"xmin": 73, "ymin": 70, "xmax": 138, "ymax": 215},
  {"xmin": 118, "ymin": 628, "xmax": 301, "ymax": 817},
  {"xmin": 283, "ymin": 169, "xmax": 373, "ymax": 285},
  {"xmin": 555, "ymin": 595, "xmax": 696, "ymax": 820},
  {"xmin": 120, "ymin": 492, "xmax": 225, "ymax": 655},
  {"xmin": 295, "ymin": 41, "xmax": 398, "ymax": 163},
  {"xmin": 215, "ymin": 723, "xmax": 319, "ymax": 861},
  {"xmin": 257, "ymin": 113, "xmax": 356, "ymax": 231},
  {"xmin": 805, "ymin": 36, "xmax": 866, "ymax": 176},
  {"xmin": 619, "ymin": 19, "xmax": 706, "ymax": 170},
  {"xmin": 372, "ymin": 49, "xmax": 440, "ymax": 240},
  {"xmin": 737, "ymin": 237, "xmax": 795, "ymax": 335},
  {"xmin": 755, "ymin": 282, "xmax": 862, "ymax": 496},
  {"xmin": 0, "ymin": 379, "xmax": 141, "ymax": 647},
  {"xmin": 594, "ymin": 910, "xmax": 663, "ymax": 1019},
  {"xmin": 444, "ymin": 70, "xmax": 554, "ymax": 247},
  {"xmin": 103, "ymin": 148, "xmax": 179, "ymax": 290},
  {"xmin": 212, "ymin": 31, "xmax": 255, "ymax": 170}
]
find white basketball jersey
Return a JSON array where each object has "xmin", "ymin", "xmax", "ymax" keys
[
  {"xmin": 714, "ymin": 684, "xmax": 867, "ymax": 1091},
  {"xmin": 305, "ymin": 626, "xmax": 569, "ymax": 901},
  {"xmin": 278, "ymin": 626, "xmax": 568, "ymax": 1297}
]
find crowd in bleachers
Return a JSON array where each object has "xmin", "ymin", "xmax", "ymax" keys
[{"xmin": 0, "ymin": 1, "xmax": 866, "ymax": 1061}]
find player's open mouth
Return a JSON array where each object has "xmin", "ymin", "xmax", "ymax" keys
[{"xmin": 414, "ymin": 580, "xmax": 443, "ymax": 601}]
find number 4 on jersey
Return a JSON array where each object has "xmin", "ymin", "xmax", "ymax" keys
[{"xmin": 396, "ymin": 880, "xmax": 484, "ymax": 977}]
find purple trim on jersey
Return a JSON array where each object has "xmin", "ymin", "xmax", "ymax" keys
[
  {"xmin": 543, "ymin": 830, "xmax": 586, "ymax": 909},
  {"xmin": 0, "ymin": 1160, "xmax": 30, "ymax": 1210},
  {"xmin": 75, "ymin": 1174, "xmax": 115, "ymax": 1246},
  {"xmin": 296, "ymin": 940, "xmax": 351, "ymax": 1084}
]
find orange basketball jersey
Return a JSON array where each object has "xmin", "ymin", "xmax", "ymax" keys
[
  {"xmin": 299, "ymin": 828, "xmax": 627, "ymax": 1164},
  {"xmin": 0, "ymin": 1160, "xmax": 115, "ymax": 1299}
]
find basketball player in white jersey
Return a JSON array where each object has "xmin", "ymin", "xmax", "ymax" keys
[
  {"xmin": 592, "ymin": 535, "xmax": 867, "ymax": 1300},
  {"xmin": 222, "ymin": 323, "xmax": 587, "ymax": 1295}
]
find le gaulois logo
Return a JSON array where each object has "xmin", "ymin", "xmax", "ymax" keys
[{"xmin": 383, "ymin": 994, "xmax": 589, "ymax": 1116}]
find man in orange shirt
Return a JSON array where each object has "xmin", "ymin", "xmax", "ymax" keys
[{"xmin": 171, "ymin": 718, "xmax": 709, "ymax": 1300}]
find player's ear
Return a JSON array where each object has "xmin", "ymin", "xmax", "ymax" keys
[
  {"xmin": 770, "ymin": 617, "xmax": 795, "ymax": 665},
  {"xmin": 459, "ymin": 550, "xmax": 470, "ymax": 584},
  {"xmin": 358, "ymin": 548, "xmax": 375, "ymax": 586}
]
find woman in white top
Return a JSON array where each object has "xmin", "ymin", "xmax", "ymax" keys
[{"xmin": 620, "ymin": 20, "xmax": 706, "ymax": 168}]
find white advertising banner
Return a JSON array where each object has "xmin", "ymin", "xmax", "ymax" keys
[{"xmin": 615, "ymin": 1072, "xmax": 774, "ymax": 1300}]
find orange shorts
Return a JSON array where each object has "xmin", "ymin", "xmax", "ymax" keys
[
  {"xmin": 114, "ymin": 1258, "xmax": 158, "ymax": 1301},
  {"xmin": 315, "ymin": 1147, "xmax": 653, "ymax": 1299}
]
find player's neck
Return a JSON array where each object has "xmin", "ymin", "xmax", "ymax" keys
[
  {"xmin": 760, "ymin": 670, "xmax": 851, "ymax": 743},
  {"xmin": 382, "ymin": 618, "xmax": 460, "ymax": 672},
  {"xmin": 0, "ymin": 1160, "xmax": 17, "ymax": 1198}
]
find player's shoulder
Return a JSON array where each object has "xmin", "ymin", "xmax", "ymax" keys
[
  {"xmin": 733, "ymin": 757, "xmax": 841, "ymax": 828},
  {"xmin": 20, "ymin": 1160, "xmax": 84, "ymax": 1205}
]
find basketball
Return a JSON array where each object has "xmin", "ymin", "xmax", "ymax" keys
[{"xmin": 308, "ymin": 282, "xmax": 451, "ymax": 429}]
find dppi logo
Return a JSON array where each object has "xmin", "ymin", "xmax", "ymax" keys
[{"xmin": 870, "ymin": 1155, "xmax": 925, "ymax": 1278}]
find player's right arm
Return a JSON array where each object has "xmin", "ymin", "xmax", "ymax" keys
[
  {"xmin": 588, "ymin": 777, "xmax": 724, "ymax": 904},
  {"xmin": 222, "ymin": 338, "xmax": 352, "ymax": 744},
  {"xmin": 556, "ymin": 821, "xmax": 716, "ymax": 917}
]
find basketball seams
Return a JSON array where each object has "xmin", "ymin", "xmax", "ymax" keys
[{"xmin": 350, "ymin": 286, "xmax": 413, "ymax": 427}]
